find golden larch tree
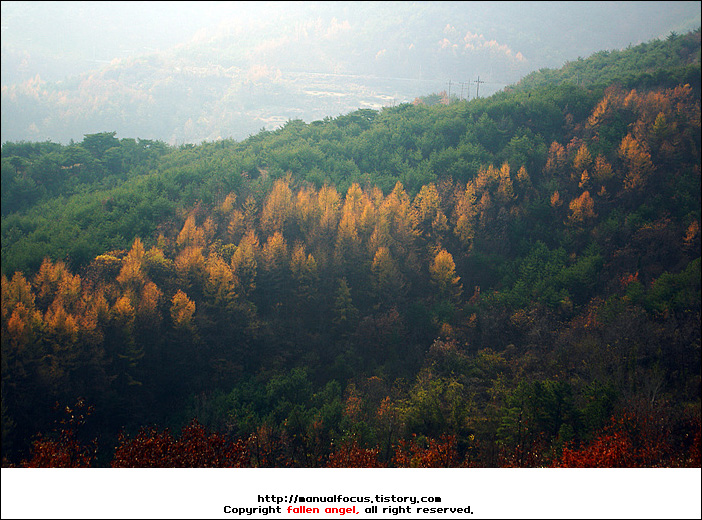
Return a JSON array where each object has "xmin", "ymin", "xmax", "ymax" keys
[
  {"xmin": 430, "ymin": 249, "xmax": 462, "ymax": 302},
  {"xmin": 170, "ymin": 290, "xmax": 196, "ymax": 331},
  {"xmin": 261, "ymin": 177, "xmax": 294, "ymax": 235},
  {"xmin": 567, "ymin": 191, "xmax": 597, "ymax": 227},
  {"xmin": 230, "ymin": 230, "xmax": 260, "ymax": 297}
]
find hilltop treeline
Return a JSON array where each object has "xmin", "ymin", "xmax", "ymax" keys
[
  {"xmin": 1, "ymin": 32, "xmax": 700, "ymax": 467},
  {"xmin": 514, "ymin": 29, "xmax": 701, "ymax": 93}
]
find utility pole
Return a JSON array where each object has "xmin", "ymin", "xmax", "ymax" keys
[
  {"xmin": 474, "ymin": 76, "xmax": 484, "ymax": 99},
  {"xmin": 460, "ymin": 81, "xmax": 469, "ymax": 101},
  {"xmin": 447, "ymin": 79, "xmax": 452, "ymax": 103}
]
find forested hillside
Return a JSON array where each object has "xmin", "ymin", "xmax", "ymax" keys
[
  {"xmin": 1, "ymin": 31, "xmax": 700, "ymax": 467},
  {"xmin": 513, "ymin": 29, "xmax": 701, "ymax": 92}
]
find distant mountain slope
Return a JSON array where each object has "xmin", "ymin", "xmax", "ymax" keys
[{"xmin": 1, "ymin": 2, "xmax": 700, "ymax": 145}]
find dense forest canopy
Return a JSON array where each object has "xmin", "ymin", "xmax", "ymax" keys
[{"xmin": 1, "ymin": 29, "xmax": 700, "ymax": 468}]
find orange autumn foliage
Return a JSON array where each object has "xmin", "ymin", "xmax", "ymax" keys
[
  {"xmin": 567, "ymin": 191, "xmax": 596, "ymax": 226},
  {"xmin": 393, "ymin": 433, "xmax": 462, "ymax": 468},
  {"xmin": 552, "ymin": 411, "xmax": 701, "ymax": 468},
  {"xmin": 20, "ymin": 400, "xmax": 97, "ymax": 468},
  {"xmin": 112, "ymin": 420, "xmax": 250, "ymax": 468},
  {"xmin": 326, "ymin": 440, "xmax": 385, "ymax": 468}
]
